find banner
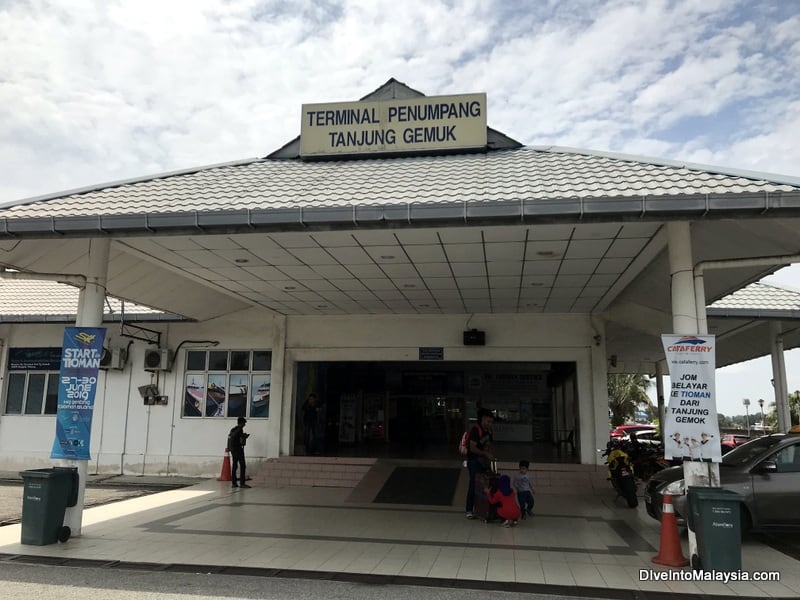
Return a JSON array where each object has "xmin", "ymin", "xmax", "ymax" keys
[
  {"xmin": 50, "ymin": 327, "xmax": 106, "ymax": 460},
  {"xmin": 661, "ymin": 334, "xmax": 721, "ymax": 462}
]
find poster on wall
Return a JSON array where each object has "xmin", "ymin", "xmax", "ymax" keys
[
  {"xmin": 184, "ymin": 375, "xmax": 206, "ymax": 417},
  {"xmin": 661, "ymin": 334, "xmax": 721, "ymax": 462},
  {"xmin": 8, "ymin": 347, "xmax": 62, "ymax": 371},
  {"xmin": 250, "ymin": 374, "xmax": 270, "ymax": 418},
  {"xmin": 50, "ymin": 327, "xmax": 106, "ymax": 460}
]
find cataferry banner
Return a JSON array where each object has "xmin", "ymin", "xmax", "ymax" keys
[
  {"xmin": 661, "ymin": 334, "xmax": 721, "ymax": 463},
  {"xmin": 50, "ymin": 327, "xmax": 106, "ymax": 460}
]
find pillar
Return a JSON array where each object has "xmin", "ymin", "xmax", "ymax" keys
[
  {"xmin": 666, "ymin": 222, "xmax": 718, "ymax": 565},
  {"xmin": 667, "ymin": 222, "xmax": 698, "ymax": 335},
  {"xmin": 62, "ymin": 238, "xmax": 110, "ymax": 537},
  {"xmin": 771, "ymin": 322, "xmax": 791, "ymax": 432},
  {"xmin": 590, "ymin": 318, "xmax": 609, "ymax": 465},
  {"xmin": 269, "ymin": 315, "xmax": 289, "ymax": 457},
  {"xmin": 655, "ymin": 361, "xmax": 665, "ymax": 442}
]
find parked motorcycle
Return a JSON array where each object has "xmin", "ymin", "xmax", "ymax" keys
[
  {"xmin": 602, "ymin": 443, "xmax": 638, "ymax": 508},
  {"xmin": 625, "ymin": 440, "xmax": 670, "ymax": 481}
]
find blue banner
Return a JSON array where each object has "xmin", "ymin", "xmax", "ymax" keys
[{"xmin": 50, "ymin": 327, "xmax": 106, "ymax": 460}]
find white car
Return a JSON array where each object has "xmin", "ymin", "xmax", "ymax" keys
[{"xmin": 623, "ymin": 428, "xmax": 661, "ymax": 446}]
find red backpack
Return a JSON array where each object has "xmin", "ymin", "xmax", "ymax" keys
[{"xmin": 458, "ymin": 424, "xmax": 482, "ymax": 457}]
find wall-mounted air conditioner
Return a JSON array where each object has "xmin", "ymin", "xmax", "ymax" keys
[
  {"xmin": 143, "ymin": 348, "xmax": 173, "ymax": 372},
  {"xmin": 100, "ymin": 347, "xmax": 127, "ymax": 371}
]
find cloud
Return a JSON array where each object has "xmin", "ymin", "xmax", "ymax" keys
[{"xmin": 1, "ymin": 0, "xmax": 799, "ymax": 205}]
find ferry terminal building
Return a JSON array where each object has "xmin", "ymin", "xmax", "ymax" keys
[{"xmin": 1, "ymin": 78, "xmax": 800, "ymax": 477}]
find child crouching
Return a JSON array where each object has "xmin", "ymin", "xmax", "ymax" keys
[{"xmin": 485, "ymin": 474, "xmax": 521, "ymax": 527}]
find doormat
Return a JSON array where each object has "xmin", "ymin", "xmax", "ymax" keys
[{"xmin": 373, "ymin": 467, "xmax": 461, "ymax": 506}]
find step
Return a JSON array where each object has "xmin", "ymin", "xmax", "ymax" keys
[
  {"xmin": 486, "ymin": 461, "xmax": 610, "ymax": 495},
  {"xmin": 251, "ymin": 456, "xmax": 376, "ymax": 488}
]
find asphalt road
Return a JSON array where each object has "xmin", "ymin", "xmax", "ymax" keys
[{"xmin": 0, "ymin": 561, "xmax": 593, "ymax": 600}]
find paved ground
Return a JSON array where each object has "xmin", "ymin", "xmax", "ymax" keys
[
  {"xmin": 0, "ymin": 476, "xmax": 798, "ymax": 598},
  {"xmin": 0, "ymin": 470, "xmax": 798, "ymax": 598},
  {"xmin": 0, "ymin": 472, "xmax": 206, "ymax": 526}
]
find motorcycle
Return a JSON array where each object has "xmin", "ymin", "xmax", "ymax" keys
[
  {"xmin": 625, "ymin": 439, "xmax": 670, "ymax": 482},
  {"xmin": 602, "ymin": 442, "xmax": 638, "ymax": 508}
]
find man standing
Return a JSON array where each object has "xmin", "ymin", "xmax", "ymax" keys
[
  {"xmin": 228, "ymin": 417, "xmax": 251, "ymax": 488},
  {"xmin": 465, "ymin": 408, "xmax": 494, "ymax": 519},
  {"xmin": 301, "ymin": 393, "xmax": 321, "ymax": 455}
]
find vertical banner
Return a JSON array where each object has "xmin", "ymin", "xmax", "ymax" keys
[
  {"xmin": 50, "ymin": 327, "xmax": 106, "ymax": 460},
  {"xmin": 661, "ymin": 334, "xmax": 721, "ymax": 462}
]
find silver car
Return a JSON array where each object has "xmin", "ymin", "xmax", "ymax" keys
[{"xmin": 645, "ymin": 432, "xmax": 800, "ymax": 531}]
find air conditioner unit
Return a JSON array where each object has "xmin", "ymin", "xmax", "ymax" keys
[
  {"xmin": 143, "ymin": 348, "xmax": 173, "ymax": 372},
  {"xmin": 99, "ymin": 347, "xmax": 127, "ymax": 371}
]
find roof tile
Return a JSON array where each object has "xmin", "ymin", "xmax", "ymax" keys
[
  {"xmin": 0, "ymin": 279, "xmax": 167, "ymax": 317},
  {"xmin": 2, "ymin": 148, "xmax": 797, "ymax": 220},
  {"xmin": 709, "ymin": 282, "xmax": 800, "ymax": 311}
]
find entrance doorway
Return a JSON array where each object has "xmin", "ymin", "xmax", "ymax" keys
[{"xmin": 294, "ymin": 361, "xmax": 579, "ymax": 463}]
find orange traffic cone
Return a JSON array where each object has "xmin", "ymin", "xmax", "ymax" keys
[
  {"xmin": 652, "ymin": 493, "xmax": 689, "ymax": 567},
  {"xmin": 217, "ymin": 448, "xmax": 232, "ymax": 482}
]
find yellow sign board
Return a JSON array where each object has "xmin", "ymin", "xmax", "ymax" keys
[{"xmin": 300, "ymin": 93, "xmax": 487, "ymax": 158}]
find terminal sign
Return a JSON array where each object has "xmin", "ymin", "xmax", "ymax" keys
[{"xmin": 300, "ymin": 93, "xmax": 487, "ymax": 158}]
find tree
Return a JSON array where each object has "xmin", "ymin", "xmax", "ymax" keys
[{"xmin": 608, "ymin": 374, "xmax": 652, "ymax": 427}]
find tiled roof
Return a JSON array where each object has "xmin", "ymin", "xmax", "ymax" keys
[
  {"xmin": 0, "ymin": 279, "xmax": 177, "ymax": 321},
  {"xmin": 2, "ymin": 147, "xmax": 799, "ymax": 220},
  {"xmin": 709, "ymin": 282, "xmax": 800, "ymax": 312}
]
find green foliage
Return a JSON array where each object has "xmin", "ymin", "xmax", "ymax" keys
[
  {"xmin": 607, "ymin": 374, "xmax": 652, "ymax": 427},
  {"xmin": 718, "ymin": 392, "xmax": 800, "ymax": 432}
]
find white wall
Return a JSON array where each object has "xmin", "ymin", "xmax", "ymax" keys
[{"xmin": 0, "ymin": 310, "xmax": 608, "ymax": 475}]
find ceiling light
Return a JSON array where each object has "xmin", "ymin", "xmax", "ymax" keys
[
  {"xmin": 530, "ymin": 282, "xmax": 544, "ymax": 287},
  {"xmin": 284, "ymin": 286, "xmax": 296, "ymax": 290},
  {"xmin": 380, "ymin": 255, "xmax": 395, "ymax": 260},
  {"xmin": 234, "ymin": 258, "xmax": 249, "ymax": 264},
  {"xmin": 419, "ymin": 304, "xmax": 430, "ymax": 308},
  {"xmin": 536, "ymin": 250, "xmax": 556, "ymax": 257},
  {"xmin": 403, "ymin": 283, "xmax": 416, "ymax": 288}
]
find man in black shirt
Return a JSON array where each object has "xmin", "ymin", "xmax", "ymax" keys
[{"xmin": 228, "ymin": 417, "xmax": 250, "ymax": 488}]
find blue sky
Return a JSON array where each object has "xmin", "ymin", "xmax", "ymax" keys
[{"xmin": 1, "ymin": 0, "xmax": 799, "ymax": 416}]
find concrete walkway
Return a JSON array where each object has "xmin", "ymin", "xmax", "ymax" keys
[{"xmin": 0, "ymin": 476, "xmax": 798, "ymax": 598}]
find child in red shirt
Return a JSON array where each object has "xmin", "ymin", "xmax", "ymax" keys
[{"xmin": 486, "ymin": 474, "xmax": 521, "ymax": 527}]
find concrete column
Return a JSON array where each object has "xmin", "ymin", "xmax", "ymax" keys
[
  {"xmin": 655, "ymin": 361, "xmax": 665, "ymax": 441},
  {"xmin": 269, "ymin": 315, "xmax": 289, "ymax": 457},
  {"xmin": 694, "ymin": 272, "xmax": 708, "ymax": 336},
  {"xmin": 667, "ymin": 222, "xmax": 698, "ymax": 335},
  {"xmin": 666, "ymin": 222, "xmax": 718, "ymax": 566},
  {"xmin": 590, "ymin": 318, "xmax": 609, "ymax": 465},
  {"xmin": 62, "ymin": 238, "xmax": 111, "ymax": 537},
  {"xmin": 771, "ymin": 322, "xmax": 791, "ymax": 432}
]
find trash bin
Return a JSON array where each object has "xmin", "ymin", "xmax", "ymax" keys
[
  {"xmin": 19, "ymin": 467, "xmax": 79, "ymax": 545},
  {"xmin": 686, "ymin": 486, "xmax": 742, "ymax": 571}
]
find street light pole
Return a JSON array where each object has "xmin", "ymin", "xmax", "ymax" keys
[
  {"xmin": 758, "ymin": 398, "xmax": 764, "ymax": 434},
  {"xmin": 743, "ymin": 398, "xmax": 751, "ymax": 436}
]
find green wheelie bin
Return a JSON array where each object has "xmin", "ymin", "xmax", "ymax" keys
[
  {"xmin": 19, "ymin": 467, "xmax": 79, "ymax": 545},
  {"xmin": 686, "ymin": 486, "xmax": 742, "ymax": 571}
]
